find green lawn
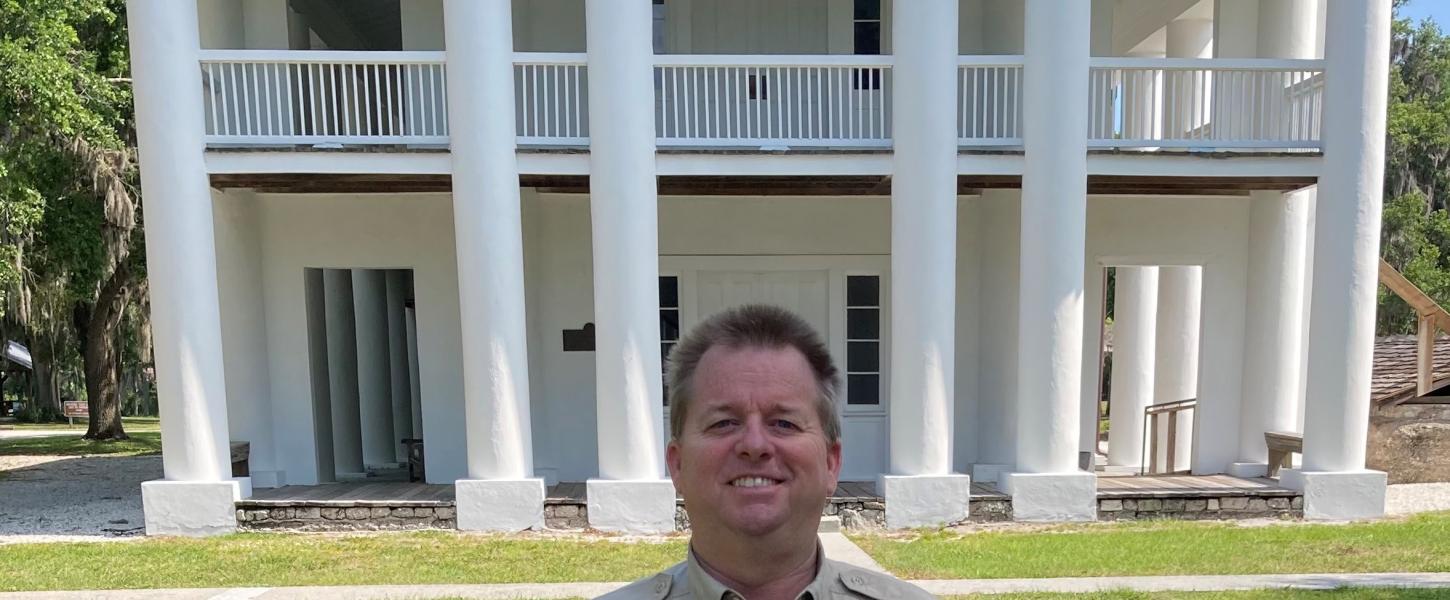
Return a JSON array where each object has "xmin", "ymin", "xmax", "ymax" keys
[
  {"xmin": 944, "ymin": 592, "xmax": 1450, "ymax": 600},
  {"xmin": 2, "ymin": 416, "xmax": 160, "ymax": 432},
  {"xmin": 853, "ymin": 512, "xmax": 1450, "ymax": 580},
  {"xmin": 0, "ymin": 430, "xmax": 161, "ymax": 456},
  {"xmin": 0, "ymin": 531, "xmax": 686, "ymax": 592}
]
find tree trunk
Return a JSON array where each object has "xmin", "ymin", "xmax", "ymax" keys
[
  {"xmin": 80, "ymin": 262, "xmax": 131, "ymax": 441},
  {"xmin": 31, "ymin": 335, "xmax": 59, "ymax": 413}
]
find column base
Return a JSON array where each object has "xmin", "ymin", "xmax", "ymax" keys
[
  {"xmin": 1280, "ymin": 469, "xmax": 1387, "ymax": 520},
  {"xmin": 233, "ymin": 476, "xmax": 253, "ymax": 499},
  {"xmin": 879, "ymin": 474, "xmax": 971, "ymax": 529},
  {"xmin": 1002, "ymin": 472, "xmax": 1097, "ymax": 522},
  {"xmin": 1227, "ymin": 462, "xmax": 1269, "ymax": 478},
  {"xmin": 456, "ymin": 478, "xmax": 545, "ymax": 531},
  {"xmin": 141, "ymin": 479, "xmax": 241, "ymax": 536},
  {"xmin": 971, "ymin": 463, "xmax": 1011, "ymax": 484},
  {"xmin": 587, "ymin": 479, "xmax": 676, "ymax": 534},
  {"xmin": 248, "ymin": 470, "xmax": 283, "ymax": 489}
]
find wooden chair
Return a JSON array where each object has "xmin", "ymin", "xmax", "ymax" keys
[
  {"xmin": 1264, "ymin": 431, "xmax": 1302, "ymax": 478},
  {"xmin": 402, "ymin": 438, "xmax": 425, "ymax": 482}
]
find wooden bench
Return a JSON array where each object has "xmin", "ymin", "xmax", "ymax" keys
[
  {"xmin": 229, "ymin": 441, "xmax": 250, "ymax": 478},
  {"xmin": 1265, "ymin": 430, "xmax": 1302, "ymax": 477}
]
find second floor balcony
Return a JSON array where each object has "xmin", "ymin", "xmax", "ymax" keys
[{"xmin": 198, "ymin": 50, "xmax": 1323, "ymax": 153}]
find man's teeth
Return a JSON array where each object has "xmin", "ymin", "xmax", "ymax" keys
[{"xmin": 731, "ymin": 477, "xmax": 777, "ymax": 488}]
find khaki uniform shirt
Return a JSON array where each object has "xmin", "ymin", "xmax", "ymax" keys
[{"xmin": 597, "ymin": 546, "xmax": 935, "ymax": 599}]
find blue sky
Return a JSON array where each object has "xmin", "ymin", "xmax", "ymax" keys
[{"xmin": 1398, "ymin": 0, "xmax": 1450, "ymax": 26}]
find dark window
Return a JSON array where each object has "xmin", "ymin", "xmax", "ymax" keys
[
  {"xmin": 848, "ymin": 374, "xmax": 880, "ymax": 405},
  {"xmin": 853, "ymin": 22, "xmax": 881, "ymax": 55},
  {"xmin": 660, "ymin": 275, "xmax": 681, "ymax": 405},
  {"xmin": 845, "ymin": 275, "xmax": 882, "ymax": 406},
  {"xmin": 847, "ymin": 275, "xmax": 879, "ymax": 306},
  {"xmin": 853, "ymin": 0, "xmax": 881, "ymax": 20},
  {"xmin": 847, "ymin": 308, "xmax": 880, "ymax": 339}
]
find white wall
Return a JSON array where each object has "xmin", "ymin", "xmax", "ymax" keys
[
  {"xmin": 954, "ymin": 195, "xmax": 983, "ymax": 469},
  {"xmin": 213, "ymin": 190, "xmax": 278, "ymax": 486},
  {"xmin": 1079, "ymin": 194, "xmax": 1251, "ymax": 475},
  {"xmin": 403, "ymin": 0, "xmax": 445, "ymax": 51},
  {"xmin": 197, "ymin": 0, "xmax": 302, "ymax": 49},
  {"xmin": 527, "ymin": 193, "xmax": 895, "ymax": 480},
  {"xmin": 256, "ymin": 193, "xmax": 467, "ymax": 484},
  {"xmin": 235, "ymin": 186, "xmax": 1257, "ymax": 485},
  {"xmin": 972, "ymin": 189, "xmax": 1020, "ymax": 468}
]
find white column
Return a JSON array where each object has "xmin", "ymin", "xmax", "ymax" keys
[
  {"xmin": 881, "ymin": 0, "xmax": 970, "ymax": 529},
  {"xmin": 385, "ymin": 270, "xmax": 414, "ymax": 463},
  {"xmin": 352, "ymin": 269, "xmax": 396, "ymax": 468},
  {"xmin": 323, "ymin": 269, "xmax": 365, "ymax": 478},
  {"xmin": 1230, "ymin": 190, "xmax": 1309, "ymax": 477},
  {"xmin": 443, "ymin": 0, "xmax": 544, "ymax": 531},
  {"xmin": 129, "ymin": 0, "xmax": 242, "ymax": 536},
  {"xmin": 1285, "ymin": 0, "xmax": 1389, "ymax": 520},
  {"xmin": 583, "ymin": 0, "xmax": 675, "ymax": 534},
  {"xmin": 1121, "ymin": 49, "xmax": 1163, "ymax": 144},
  {"xmin": 1164, "ymin": 17, "xmax": 1213, "ymax": 136},
  {"xmin": 1108, "ymin": 267, "xmax": 1158, "ymax": 468},
  {"xmin": 1155, "ymin": 266, "xmax": 1201, "ymax": 473},
  {"xmin": 1005, "ymin": 0, "xmax": 1097, "ymax": 522},
  {"xmin": 1258, "ymin": 0, "xmax": 1319, "ymax": 59}
]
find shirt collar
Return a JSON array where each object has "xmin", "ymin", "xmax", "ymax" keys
[{"xmin": 686, "ymin": 541, "xmax": 830, "ymax": 600}]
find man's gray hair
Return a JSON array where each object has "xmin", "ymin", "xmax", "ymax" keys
[{"xmin": 667, "ymin": 304, "xmax": 842, "ymax": 444}]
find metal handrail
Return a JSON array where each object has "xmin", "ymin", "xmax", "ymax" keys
[{"xmin": 1140, "ymin": 398, "xmax": 1197, "ymax": 476}]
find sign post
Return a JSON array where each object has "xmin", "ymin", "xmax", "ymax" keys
[{"xmin": 61, "ymin": 401, "xmax": 88, "ymax": 428}]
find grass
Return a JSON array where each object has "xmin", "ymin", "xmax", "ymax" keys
[
  {"xmin": 943, "ymin": 592, "xmax": 1450, "ymax": 600},
  {"xmin": 2, "ymin": 416, "xmax": 160, "ymax": 432},
  {"xmin": 0, "ymin": 430, "xmax": 161, "ymax": 456},
  {"xmin": 852, "ymin": 512, "xmax": 1450, "ymax": 580},
  {"xmin": 0, "ymin": 531, "xmax": 685, "ymax": 592}
]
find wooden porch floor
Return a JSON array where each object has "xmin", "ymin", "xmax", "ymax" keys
[{"xmin": 240, "ymin": 474, "xmax": 1291, "ymax": 507}]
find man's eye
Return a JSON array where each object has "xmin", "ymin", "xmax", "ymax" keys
[
  {"xmin": 773, "ymin": 420, "xmax": 801, "ymax": 431},
  {"xmin": 708, "ymin": 419, "xmax": 738, "ymax": 430}
]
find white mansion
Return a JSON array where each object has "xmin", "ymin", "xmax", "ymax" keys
[{"xmin": 128, "ymin": 0, "xmax": 1391, "ymax": 535}]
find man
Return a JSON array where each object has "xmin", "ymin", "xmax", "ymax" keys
[{"xmin": 600, "ymin": 304, "xmax": 934, "ymax": 600}]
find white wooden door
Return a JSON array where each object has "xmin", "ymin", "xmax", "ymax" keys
[
  {"xmin": 695, "ymin": 270, "xmax": 831, "ymax": 335},
  {"xmin": 687, "ymin": 268, "xmax": 885, "ymax": 480}
]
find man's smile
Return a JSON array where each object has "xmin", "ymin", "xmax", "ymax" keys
[{"xmin": 728, "ymin": 476, "xmax": 783, "ymax": 488}]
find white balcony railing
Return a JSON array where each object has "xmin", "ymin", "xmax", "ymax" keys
[
  {"xmin": 1088, "ymin": 58, "xmax": 1325, "ymax": 149},
  {"xmin": 958, "ymin": 57, "xmax": 1024, "ymax": 147},
  {"xmin": 654, "ymin": 55, "xmax": 893, "ymax": 148},
  {"xmin": 200, "ymin": 50, "xmax": 450, "ymax": 145},
  {"xmin": 516, "ymin": 53, "xmax": 589, "ymax": 146},
  {"xmin": 198, "ymin": 51, "xmax": 1325, "ymax": 152}
]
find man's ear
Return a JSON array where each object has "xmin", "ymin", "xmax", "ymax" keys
[
  {"xmin": 826, "ymin": 439, "xmax": 843, "ymax": 487},
  {"xmin": 666, "ymin": 439, "xmax": 683, "ymax": 482}
]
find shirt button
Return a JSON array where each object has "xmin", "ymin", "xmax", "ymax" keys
[
  {"xmin": 849, "ymin": 575, "xmax": 865, "ymax": 585},
  {"xmin": 653, "ymin": 581, "xmax": 666, "ymax": 593}
]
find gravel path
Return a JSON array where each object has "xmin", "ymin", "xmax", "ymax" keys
[
  {"xmin": 0, "ymin": 454, "xmax": 161, "ymax": 542},
  {"xmin": 1385, "ymin": 482, "xmax": 1450, "ymax": 515}
]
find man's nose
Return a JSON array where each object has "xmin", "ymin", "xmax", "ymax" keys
[{"xmin": 735, "ymin": 418, "xmax": 773, "ymax": 460}]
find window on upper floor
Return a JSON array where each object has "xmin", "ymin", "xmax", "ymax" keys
[
  {"xmin": 653, "ymin": 0, "xmax": 668, "ymax": 53},
  {"xmin": 853, "ymin": 0, "xmax": 882, "ymax": 90}
]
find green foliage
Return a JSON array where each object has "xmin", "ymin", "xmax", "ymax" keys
[
  {"xmin": 1380, "ymin": 3, "xmax": 1450, "ymax": 333},
  {"xmin": 0, "ymin": 0, "xmax": 131, "ymax": 303}
]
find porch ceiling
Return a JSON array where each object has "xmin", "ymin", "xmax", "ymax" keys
[{"xmin": 209, "ymin": 174, "xmax": 1317, "ymax": 196}]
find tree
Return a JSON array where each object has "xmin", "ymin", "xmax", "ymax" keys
[
  {"xmin": 0, "ymin": 0, "xmax": 141, "ymax": 439},
  {"xmin": 1379, "ymin": 2, "xmax": 1450, "ymax": 334}
]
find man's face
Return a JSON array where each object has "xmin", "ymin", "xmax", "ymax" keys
[{"xmin": 667, "ymin": 344, "xmax": 842, "ymax": 539}]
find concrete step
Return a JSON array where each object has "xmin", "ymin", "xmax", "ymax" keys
[{"xmin": 818, "ymin": 515, "xmax": 841, "ymax": 533}]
